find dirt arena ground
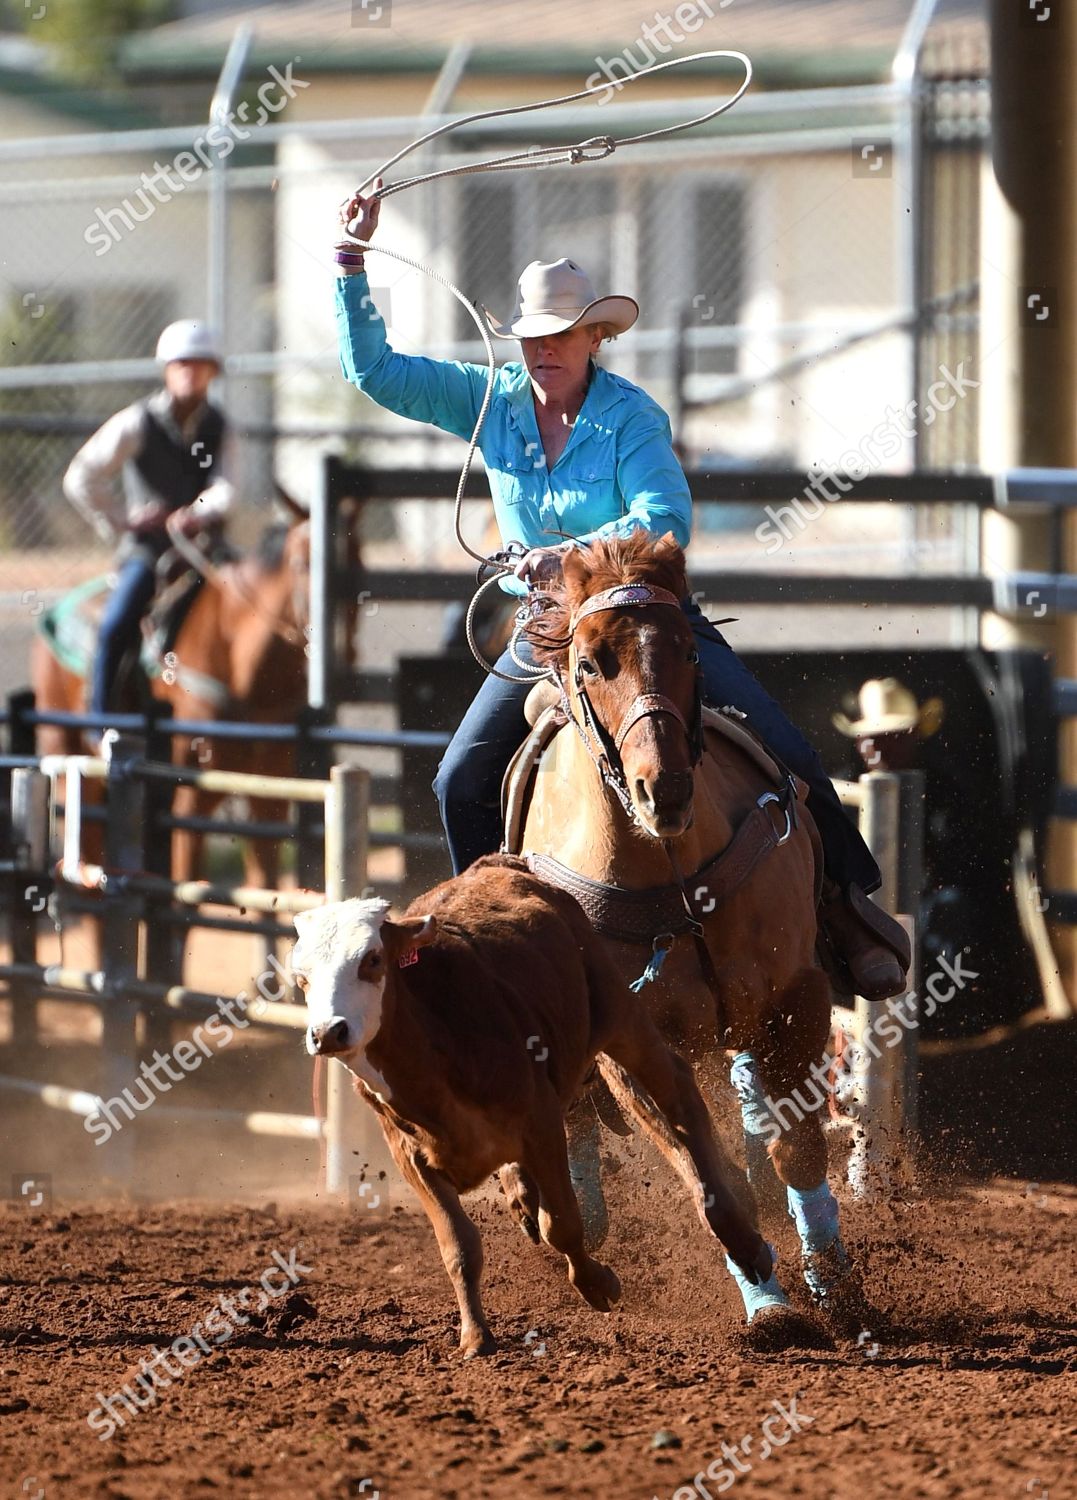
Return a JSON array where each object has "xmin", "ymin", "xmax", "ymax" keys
[{"xmin": 0, "ymin": 929, "xmax": 1074, "ymax": 1499}]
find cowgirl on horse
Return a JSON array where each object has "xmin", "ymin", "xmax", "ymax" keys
[{"xmin": 333, "ymin": 182, "xmax": 908, "ymax": 1003}]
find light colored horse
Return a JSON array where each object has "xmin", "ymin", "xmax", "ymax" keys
[{"xmin": 516, "ymin": 532, "xmax": 872, "ymax": 1343}]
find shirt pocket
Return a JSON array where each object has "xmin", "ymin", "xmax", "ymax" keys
[
  {"xmin": 561, "ymin": 436, "xmax": 618, "ymax": 522},
  {"xmin": 488, "ymin": 445, "xmax": 544, "ymax": 506}
]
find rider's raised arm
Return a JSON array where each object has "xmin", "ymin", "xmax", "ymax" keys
[
  {"xmin": 62, "ymin": 403, "xmax": 143, "ymax": 545},
  {"xmin": 572, "ymin": 408, "xmax": 692, "ymax": 551},
  {"xmin": 335, "ymin": 269, "xmax": 490, "ymax": 442}
]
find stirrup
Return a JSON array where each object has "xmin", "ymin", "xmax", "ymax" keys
[{"xmin": 817, "ymin": 882, "xmax": 910, "ymax": 1001}]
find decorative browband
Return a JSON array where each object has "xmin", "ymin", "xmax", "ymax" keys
[{"xmin": 568, "ymin": 583, "xmax": 683, "ymax": 635}]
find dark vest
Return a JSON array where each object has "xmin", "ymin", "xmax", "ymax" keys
[{"xmin": 132, "ymin": 398, "xmax": 227, "ymax": 513}]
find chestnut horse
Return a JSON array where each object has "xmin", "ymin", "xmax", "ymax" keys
[
  {"xmin": 517, "ymin": 532, "xmax": 871, "ymax": 1342},
  {"xmin": 30, "ymin": 497, "xmax": 344, "ymax": 962}
]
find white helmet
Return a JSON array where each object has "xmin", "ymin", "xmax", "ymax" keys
[{"xmin": 155, "ymin": 319, "xmax": 221, "ymax": 366}]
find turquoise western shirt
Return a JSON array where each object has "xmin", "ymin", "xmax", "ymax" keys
[{"xmin": 335, "ymin": 272, "xmax": 693, "ymax": 572}]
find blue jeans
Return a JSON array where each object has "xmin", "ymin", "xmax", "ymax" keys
[
  {"xmin": 90, "ymin": 557, "xmax": 157, "ymax": 716},
  {"xmin": 433, "ymin": 597, "xmax": 880, "ymax": 893}
]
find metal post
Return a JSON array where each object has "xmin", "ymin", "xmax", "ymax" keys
[
  {"xmin": 295, "ymin": 707, "xmax": 332, "ymax": 890},
  {"xmin": 849, "ymin": 772, "xmax": 902, "ymax": 1200},
  {"xmin": 8, "ymin": 767, "xmax": 49, "ymax": 1049},
  {"xmin": 892, "ymin": 0, "xmax": 940, "ymax": 469},
  {"xmin": 205, "ymin": 24, "xmax": 252, "ymax": 405},
  {"xmin": 307, "ymin": 459, "xmax": 335, "ymax": 713},
  {"xmin": 142, "ymin": 704, "xmax": 177, "ymax": 1057},
  {"xmin": 97, "ymin": 736, "xmax": 147, "ymax": 1190},
  {"xmin": 323, "ymin": 765, "xmax": 371, "ymax": 1198},
  {"xmin": 7, "ymin": 688, "xmax": 36, "ymax": 757}
]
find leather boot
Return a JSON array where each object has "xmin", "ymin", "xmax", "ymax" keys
[{"xmin": 818, "ymin": 879, "xmax": 910, "ymax": 1002}]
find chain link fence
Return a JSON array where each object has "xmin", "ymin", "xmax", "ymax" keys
[{"xmin": 0, "ymin": 69, "xmax": 986, "ymax": 596}]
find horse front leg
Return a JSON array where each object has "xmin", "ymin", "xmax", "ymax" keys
[
  {"xmin": 565, "ymin": 1099, "xmax": 609, "ymax": 1252},
  {"xmin": 751, "ymin": 966, "xmax": 877, "ymax": 1335}
]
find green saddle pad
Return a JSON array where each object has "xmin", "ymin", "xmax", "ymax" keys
[
  {"xmin": 38, "ymin": 576, "xmax": 111, "ymax": 679},
  {"xmin": 38, "ymin": 576, "xmax": 164, "ymax": 682}
]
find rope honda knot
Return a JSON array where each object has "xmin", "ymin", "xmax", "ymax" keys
[{"xmin": 572, "ymin": 136, "xmax": 617, "ymax": 162}]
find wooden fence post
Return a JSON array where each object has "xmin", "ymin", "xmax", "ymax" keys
[{"xmin": 849, "ymin": 772, "xmax": 904, "ymax": 1199}]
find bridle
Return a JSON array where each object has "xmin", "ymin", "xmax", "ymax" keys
[
  {"xmin": 165, "ymin": 515, "xmax": 310, "ymax": 649},
  {"xmin": 552, "ymin": 582, "xmax": 704, "ymax": 828}
]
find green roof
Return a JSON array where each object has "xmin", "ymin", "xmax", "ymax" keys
[
  {"xmin": 0, "ymin": 61, "xmax": 159, "ymax": 130},
  {"xmin": 119, "ymin": 39, "xmax": 898, "ymax": 90}
]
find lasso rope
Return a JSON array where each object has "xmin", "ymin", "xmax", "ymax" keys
[{"xmin": 341, "ymin": 49, "xmax": 754, "ymax": 681}]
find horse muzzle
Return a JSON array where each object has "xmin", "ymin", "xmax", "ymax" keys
[{"xmin": 632, "ymin": 769, "xmax": 695, "ymax": 839}]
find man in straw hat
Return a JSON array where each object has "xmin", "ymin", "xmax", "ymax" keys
[
  {"xmin": 833, "ymin": 677, "xmax": 945, "ymax": 775},
  {"xmin": 332, "ymin": 184, "xmax": 909, "ymax": 1001}
]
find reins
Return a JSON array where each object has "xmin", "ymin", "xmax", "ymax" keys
[
  {"xmin": 518, "ymin": 578, "xmax": 799, "ymax": 1003},
  {"xmin": 164, "ymin": 518, "xmax": 308, "ymax": 649}
]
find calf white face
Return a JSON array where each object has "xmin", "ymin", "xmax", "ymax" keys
[
  {"xmin": 292, "ymin": 898, "xmax": 392, "ymax": 1061},
  {"xmin": 291, "ymin": 900, "xmax": 438, "ymax": 1076}
]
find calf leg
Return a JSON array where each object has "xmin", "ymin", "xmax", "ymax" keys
[
  {"xmin": 519, "ymin": 1091, "xmax": 621, "ymax": 1313},
  {"xmin": 381, "ymin": 1127, "xmax": 494, "ymax": 1357}
]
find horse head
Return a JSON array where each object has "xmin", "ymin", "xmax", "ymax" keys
[
  {"xmin": 271, "ymin": 483, "xmax": 313, "ymax": 641},
  {"xmin": 526, "ymin": 532, "xmax": 702, "ymax": 840}
]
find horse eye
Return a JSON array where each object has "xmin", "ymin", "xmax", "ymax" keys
[{"xmin": 578, "ymin": 657, "xmax": 598, "ymax": 677}]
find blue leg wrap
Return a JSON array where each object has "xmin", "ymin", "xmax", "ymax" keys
[
  {"xmin": 567, "ymin": 1112, "xmax": 608, "ymax": 1252},
  {"xmin": 730, "ymin": 1052, "xmax": 785, "ymax": 1215},
  {"xmin": 729, "ymin": 1051, "xmax": 774, "ymax": 1137},
  {"xmin": 786, "ymin": 1180, "xmax": 840, "ymax": 1255},
  {"xmin": 787, "ymin": 1180, "xmax": 857, "ymax": 1305},
  {"xmin": 724, "ymin": 1244, "xmax": 788, "ymax": 1323}
]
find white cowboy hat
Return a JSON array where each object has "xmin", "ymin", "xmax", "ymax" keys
[
  {"xmin": 832, "ymin": 677, "xmax": 945, "ymax": 739},
  {"xmin": 485, "ymin": 258, "xmax": 639, "ymax": 340}
]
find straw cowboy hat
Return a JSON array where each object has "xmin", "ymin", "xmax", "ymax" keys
[
  {"xmin": 832, "ymin": 677, "xmax": 945, "ymax": 739},
  {"xmin": 485, "ymin": 258, "xmax": 639, "ymax": 340}
]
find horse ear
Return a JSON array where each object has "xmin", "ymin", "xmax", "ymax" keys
[
  {"xmin": 273, "ymin": 482, "xmax": 309, "ymax": 522},
  {"xmin": 560, "ymin": 544, "xmax": 591, "ymax": 602},
  {"xmin": 653, "ymin": 531, "xmax": 687, "ymax": 592}
]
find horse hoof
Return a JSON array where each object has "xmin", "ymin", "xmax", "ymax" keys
[
  {"xmin": 573, "ymin": 1260, "xmax": 622, "ymax": 1312},
  {"xmin": 461, "ymin": 1328, "xmax": 497, "ymax": 1358},
  {"xmin": 803, "ymin": 1243, "xmax": 875, "ymax": 1336},
  {"xmin": 744, "ymin": 1304, "xmax": 833, "ymax": 1353}
]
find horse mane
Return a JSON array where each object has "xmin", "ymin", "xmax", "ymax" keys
[{"xmin": 523, "ymin": 531, "xmax": 687, "ymax": 668}]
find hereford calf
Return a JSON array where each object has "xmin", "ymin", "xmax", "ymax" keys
[{"xmin": 291, "ymin": 854, "xmax": 770, "ymax": 1356}]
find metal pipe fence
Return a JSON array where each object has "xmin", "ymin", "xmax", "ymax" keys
[{"xmin": 0, "ymin": 748, "xmax": 373, "ymax": 1191}]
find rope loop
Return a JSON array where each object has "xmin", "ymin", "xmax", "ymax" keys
[{"xmin": 341, "ymin": 49, "xmax": 753, "ymax": 679}]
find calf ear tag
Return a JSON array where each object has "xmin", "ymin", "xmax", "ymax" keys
[{"xmin": 398, "ymin": 948, "xmax": 419, "ymax": 968}]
